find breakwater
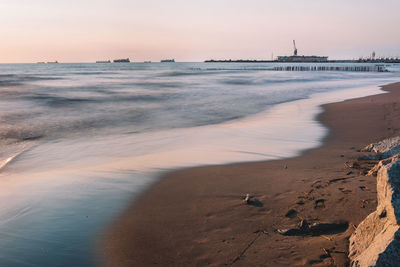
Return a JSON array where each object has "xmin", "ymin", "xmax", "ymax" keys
[{"xmin": 273, "ymin": 65, "xmax": 387, "ymax": 72}]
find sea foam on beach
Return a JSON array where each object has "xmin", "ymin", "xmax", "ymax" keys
[{"xmin": 0, "ymin": 62, "xmax": 399, "ymax": 266}]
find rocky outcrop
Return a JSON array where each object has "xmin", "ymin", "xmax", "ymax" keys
[
  {"xmin": 361, "ymin": 136, "xmax": 400, "ymax": 159},
  {"xmin": 349, "ymin": 137, "xmax": 400, "ymax": 267},
  {"xmin": 366, "ymin": 155, "xmax": 400, "ymax": 176}
]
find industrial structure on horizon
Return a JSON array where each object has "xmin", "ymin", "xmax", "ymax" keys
[
  {"xmin": 276, "ymin": 40, "xmax": 328, "ymax": 62},
  {"xmin": 205, "ymin": 40, "xmax": 400, "ymax": 64}
]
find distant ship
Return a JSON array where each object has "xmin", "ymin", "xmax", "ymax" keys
[
  {"xmin": 144, "ymin": 61, "xmax": 152, "ymax": 63},
  {"xmin": 277, "ymin": 40, "xmax": 328, "ymax": 62},
  {"xmin": 46, "ymin": 61, "xmax": 58, "ymax": 64},
  {"xmin": 96, "ymin": 60, "xmax": 111, "ymax": 63},
  {"xmin": 113, "ymin": 58, "xmax": 130, "ymax": 63},
  {"xmin": 160, "ymin": 59, "xmax": 175, "ymax": 62}
]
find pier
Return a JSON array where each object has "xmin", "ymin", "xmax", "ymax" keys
[{"xmin": 272, "ymin": 64, "xmax": 387, "ymax": 72}]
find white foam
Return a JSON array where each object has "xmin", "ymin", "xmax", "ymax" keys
[{"xmin": 5, "ymin": 84, "xmax": 384, "ymax": 176}]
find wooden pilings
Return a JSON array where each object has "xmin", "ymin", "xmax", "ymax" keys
[{"xmin": 273, "ymin": 65, "xmax": 386, "ymax": 72}]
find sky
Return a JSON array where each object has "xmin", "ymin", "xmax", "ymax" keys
[{"xmin": 0, "ymin": 0, "xmax": 399, "ymax": 63}]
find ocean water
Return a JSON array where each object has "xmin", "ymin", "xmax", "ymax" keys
[{"xmin": 0, "ymin": 62, "xmax": 399, "ymax": 266}]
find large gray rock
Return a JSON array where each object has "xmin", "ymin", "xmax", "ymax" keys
[
  {"xmin": 349, "ymin": 160, "xmax": 400, "ymax": 266},
  {"xmin": 362, "ymin": 136, "xmax": 400, "ymax": 159}
]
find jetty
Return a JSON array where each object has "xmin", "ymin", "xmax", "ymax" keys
[
  {"xmin": 272, "ymin": 64, "xmax": 387, "ymax": 72},
  {"xmin": 205, "ymin": 40, "xmax": 400, "ymax": 64}
]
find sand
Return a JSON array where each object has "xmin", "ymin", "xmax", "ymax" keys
[{"xmin": 101, "ymin": 82, "xmax": 400, "ymax": 266}]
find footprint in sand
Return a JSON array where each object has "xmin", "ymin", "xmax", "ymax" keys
[
  {"xmin": 338, "ymin": 188, "xmax": 352, "ymax": 194},
  {"xmin": 359, "ymin": 185, "xmax": 369, "ymax": 191},
  {"xmin": 314, "ymin": 199, "xmax": 326, "ymax": 209}
]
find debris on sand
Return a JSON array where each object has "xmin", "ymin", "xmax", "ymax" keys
[{"xmin": 277, "ymin": 219, "xmax": 348, "ymax": 236}]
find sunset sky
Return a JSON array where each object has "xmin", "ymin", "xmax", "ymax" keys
[{"xmin": 0, "ymin": 0, "xmax": 399, "ymax": 63}]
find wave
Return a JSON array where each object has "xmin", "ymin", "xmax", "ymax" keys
[
  {"xmin": 0, "ymin": 62, "xmax": 397, "ymax": 147},
  {"xmin": 24, "ymin": 92, "xmax": 178, "ymax": 107},
  {"xmin": 70, "ymin": 71, "xmax": 119, "ymax": 75},
  {"xmin": 0, "ymin": 154, "xmax": 18, "ymax": 171},
  {"xmin": 121, "ymin": 82, "xmax": 182, "ymax": 88},
  {"xmin": 158, "ymin": 69, "xmax": 242, "ymax": 77},
  {"xmin": 0, "ymin": 142, "xmax": 35, "ymax": 172},
  {"xmin": 0, "ymin": 75, "xmax": 63, "ymax": 88},
  {"xmin": 27, "ymin": 95, "xmax": 96, "ymax": 107}
]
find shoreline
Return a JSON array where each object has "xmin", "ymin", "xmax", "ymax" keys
[{"xmin": 101, "ymin": 82, "xmax": 400, "ymax": 266}]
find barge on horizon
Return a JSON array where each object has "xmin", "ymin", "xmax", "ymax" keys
[{"xmin": 113, "ymin": 58, "xmax": 130, "ymax": 63}]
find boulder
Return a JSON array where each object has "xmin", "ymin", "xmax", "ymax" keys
[
  {"xmin": 349, "ymin": 160, "xmax": 400, "ymax": 266},
  {"xmin": 362, "ymin": 136, "xmax": 400, "ymax": 159}
]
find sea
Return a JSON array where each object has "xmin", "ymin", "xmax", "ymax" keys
[{"xmin": 0, "ymin": 62, "xmax": 399, "ymax": 266}]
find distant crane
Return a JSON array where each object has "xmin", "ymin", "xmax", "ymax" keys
[{"xmin": 293, "ymin": 40, "xmax": 298, "ymax": 56}]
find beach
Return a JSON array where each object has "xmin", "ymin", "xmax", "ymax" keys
[
  {"xmin": 1, "ymin": 1, "xmax": 399, "ymax": 266},
  {"xmin": 101, "ymin": 82, "xmax": 400, "ymax": 266},
  {"xmin": 0, "ymin": 63, "xmax": 399, "ymax": 266}
]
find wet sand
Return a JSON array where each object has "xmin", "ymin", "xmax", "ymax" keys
[{"xmin": 101, "ymin": 82, "xmax": 400, "ymax": 266}]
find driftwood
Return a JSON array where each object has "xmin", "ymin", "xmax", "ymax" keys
[
  {"xmin": 243, "ymin": 194, "xmax": 251, "ymax": 204},
  {"xmin": 277, "ymin": 219, "xmax": 348, "ymax": 236},
  {"xmin": 241, "ymin": 194, "xmax": 263, "ymax": 207}
]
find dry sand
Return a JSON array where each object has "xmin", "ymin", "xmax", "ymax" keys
[{"xmin": 101, "ymin": 82, "xmax": 400, "ymax": 266}]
